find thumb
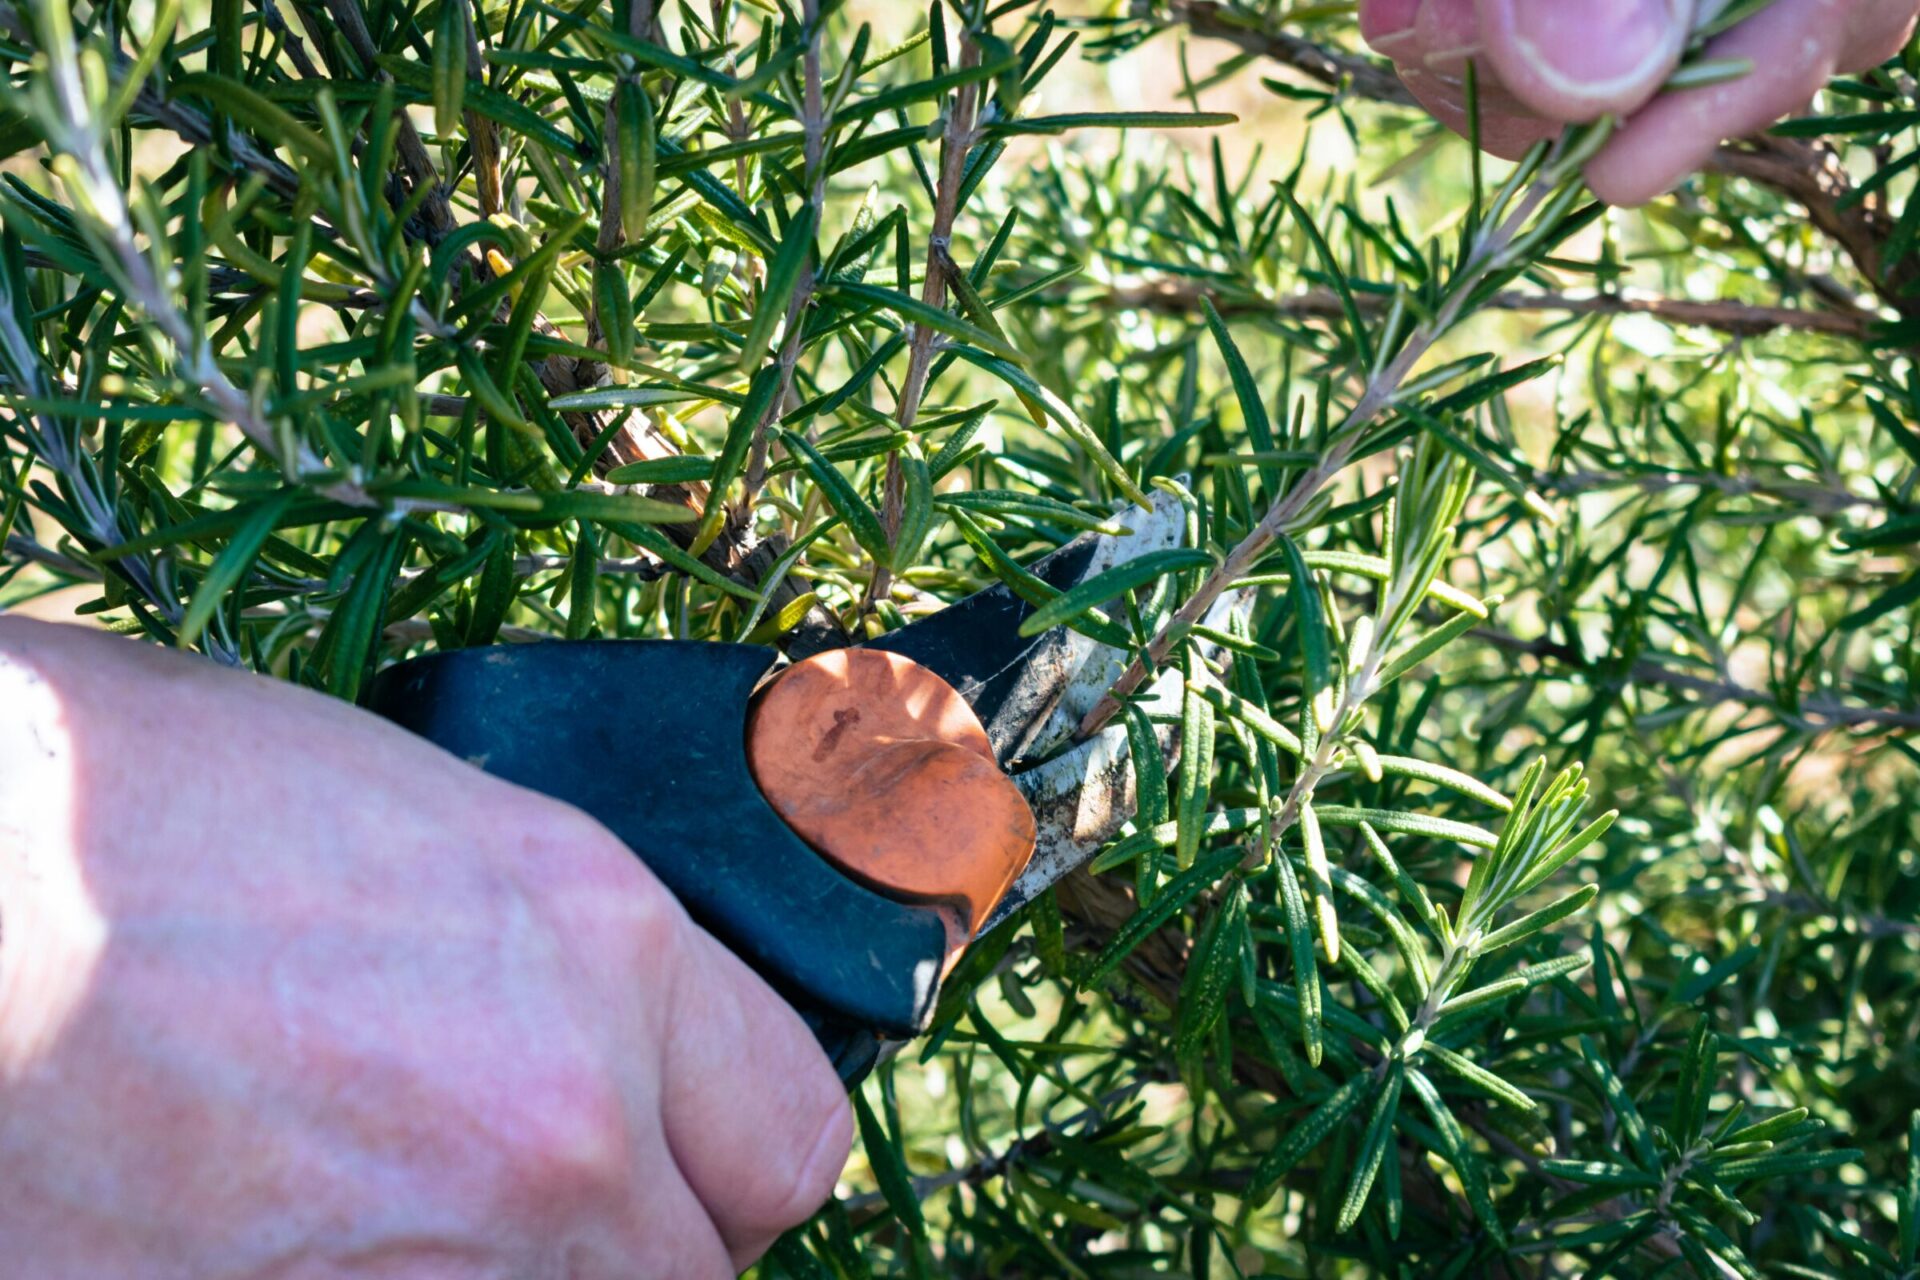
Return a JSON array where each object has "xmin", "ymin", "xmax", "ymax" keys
[{"xmin": 1475, "ymin": 0, "xmax": 1694, "ymax": 122}]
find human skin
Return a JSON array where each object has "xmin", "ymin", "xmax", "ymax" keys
[
  {"xmin": 0, "ymin": 617, "xmax": 851, "ymax": 1280},
  {"xmin": 1358, "ymin": 0, "xmax": 1920, "ymax": 205}
]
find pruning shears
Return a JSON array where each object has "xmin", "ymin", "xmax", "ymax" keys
[{"xmin": 368, "ymin": 492, "xmax": 1235, "ymax": 1085}]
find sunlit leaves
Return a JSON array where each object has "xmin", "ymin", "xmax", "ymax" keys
[{"xmin": 1017, "ymin": 548, "xmax": 1212, "ymax": 637}]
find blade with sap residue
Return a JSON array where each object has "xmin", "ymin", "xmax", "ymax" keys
[
  {"xmin": 861, "ymin": 486, "xmax": 1248, "ymax": 938},
  {"xmin": 862, "ymin": 492, "xmax": 1184, "ymax": 768},
  {"xmin": 979, "ymin": 586, "xmax": 1250, "ymax": 936}
]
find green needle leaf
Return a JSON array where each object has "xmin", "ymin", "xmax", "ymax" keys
[
  {"xmin": 1084, "ymin": 846, "xmax": 1243, "ymax": 985},
  {"xmin": 1018, "ymin": 548, "xmax": 1212, "ymax": 637},
  {"xmin": 739, "ymin": 204, "xmax": 816, "ymax": 370},
  {"xmin": 779, "ymin": 428, "xmax": 890, "ymax": 566},
  {"xmin": 829, "ymin": 280, "xmax": 1023, "ymax": 362},
  {"xmin": 1277, "ymin": 534, "xmax": 1333, "ymax": 734},
  {"xmin": 1250, "ymin": 1073, "xmax": 1371, "ymax": 1203},
  {"xmin": 177, "ymin": 490, "xmax": 294, "ymax": 649},
  {"xmin": 1337, "ymin": 1065, "xmax": 1403, "ymax": 1231}
]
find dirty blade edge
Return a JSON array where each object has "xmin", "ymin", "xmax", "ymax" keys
[
  {"xmin": 863, "ymin": 491, "xmax": 1187, "ymax": 768},
  {"xmin": 978, "ymin": 586, "xmax": 1254, "ymax": 937}
]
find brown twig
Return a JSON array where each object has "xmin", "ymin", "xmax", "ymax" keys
[
  {"xmin": 740, "ymin": 0, "xmax": 828, "ymax": 502},
  {"xmin": 1094, "ymin": 279, "xmax": 1877, "ymax": 340},
  {"xmin": 568, "ymin": 0, "xmax": 689, "ymax": 485},
  {"xmin": 1477, "ymin": 628, "xmax": 1920, "ymax": 732},
  {"xmin": 316, "ymin": 0, "xmax": 458, "ymax": 240},
  {"xmin": 259, "ymin": 0, "xmax": 324, "ymax": 80},
  {"xmin": 1711, "ymin": 135, "xmax": 1920, "ymax": 314},
  {"xmin": 1538, "ymin": 466, "xmax": 1883, "ymax": 515},
  {"xmin": 459, "ymin": 0, "xmax": 504, "ymax": 219},
  {"xmin": 867, "ymin": 32, "xmax": 985, "ymax": 610},
  {"xmin": 1162, "ymin": 0, "xmax": 1416, "ymax": 108},
  {"xmin": 714, "ymin": 0, "xmax": 757, "ymax": 201}
]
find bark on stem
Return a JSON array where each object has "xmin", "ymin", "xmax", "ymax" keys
[
  {"xmin": 868, "ymin": 35, "xmax": 983, "ymax": 610},
  {"xmin": 1094, "ymin": 280, "xmax": 1877, "ymax": 340},
  {"xmin": 1477, "ymin": 628, "xmax": 1920, "ymax": 733},
  {"xmin": 742, "ymin": 0, "xmax": 828, "ymax": 502}
]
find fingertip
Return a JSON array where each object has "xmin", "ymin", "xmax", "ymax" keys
[
  {"xmin": 1583, "ymin": 141, "xmax": 1687, "ymax": 209},
  {"xmin": 1842, "ymin": 1, "xmax": 1919, "ymax": 70},
  {"xmin": 1477, "ymin": 0, "xmax": 1691, "ymax": 121},
  {"xmin": 1584, "ymin": 0, "xmax": 1848, "ymax": 207}
]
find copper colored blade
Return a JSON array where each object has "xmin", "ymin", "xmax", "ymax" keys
[{"xmin": 746, "ymin": 648, "xmax": 1036, "ymax": 948}]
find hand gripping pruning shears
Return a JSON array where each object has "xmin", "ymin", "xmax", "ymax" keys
[{"xmin": 368, "ymin": 492, "xmax": 1237, "ymax": 1084}]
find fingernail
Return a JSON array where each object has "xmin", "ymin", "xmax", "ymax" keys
[
  {"xmin": 1505, "ymin": 0, "xmax": 1685, "ymax": 92},
  {"xmin": 1421, "ymin": 42, "xmax": 1484, "ymax": 72},
  {"xmin": 1371, "ymin": 27, "xmax": 1419, "ymax": 56},
  {"xmin": 1360, "ymin": 0, "xmax": 1420, "ymax": 42}
]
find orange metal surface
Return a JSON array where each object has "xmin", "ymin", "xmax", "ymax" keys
[{"xmin": 745, "ymin": 649, "xmax": 1037, "ymax": 949}]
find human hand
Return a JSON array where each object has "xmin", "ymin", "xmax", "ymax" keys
[
  {"xmin": 0, "ymin": 618, "xmax": 850, "ymax": 1280},
  {"xmin": 1359, "ymin": 0, "xmax": 1919, "ymax": 205}
]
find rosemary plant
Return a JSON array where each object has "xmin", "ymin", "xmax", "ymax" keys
[{"xmin": 3, "ymin": 1, "xmax": 1919, "ymax": 1276}]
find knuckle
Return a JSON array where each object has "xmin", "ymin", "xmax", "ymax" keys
[
  {"xmin": 498, "ymin": 792, "xmax": 684, "ymax": 952},
  {"xmin": 499, "ymin": 1068, "xmax": 635, "ymax": 1210},
  {"xmin": 501, "ymin": 789, "xmax": 621, "ymax": 860}
]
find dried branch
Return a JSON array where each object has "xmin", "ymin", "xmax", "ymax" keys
[
  {"xmin": 868, "ymin": 31, "xmax": 985, "ymax": 609},
  {"xmin": 1161, "ymin": 0, "xmax": 1415, "ymax": 108},
  {"xmin": 1094, "ymin": 279, "xmax": 1878, "ymax": 340},
  {"xmin": 1477, "ymin": 627, "xmax": 1920, "ymax": 732}
]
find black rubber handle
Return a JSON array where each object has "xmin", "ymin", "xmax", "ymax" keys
[{"xmin": 366, "ymin": 640, "xmax": 948, "ymax": 1085}]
